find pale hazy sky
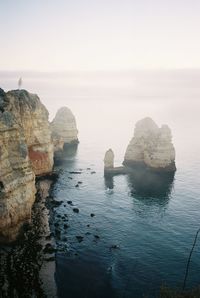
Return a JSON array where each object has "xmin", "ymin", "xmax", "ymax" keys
[{"xmin": 0, "ymin": 0, "xmax": 200, "ymax": 71}]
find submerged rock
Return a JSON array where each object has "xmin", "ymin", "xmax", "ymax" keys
[
  {"xmin": 123, "ymin": 117, "xmax": 176, "ymax": 172},
  {"xmin": 73, "ymin": 208, "xmax": 79, "ymax": 213},
  {"xmin": 76, "ymin": 235, "xmax": 84, "ymax": 242}
]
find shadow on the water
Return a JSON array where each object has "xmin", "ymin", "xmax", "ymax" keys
[
  {"xmin": 127, "ymin": 167, "xmax": 175, "ymax": 205},
  {"xmin": 55, "ymin": 254, "xmax": 117, "ymax": 298},
  {"xmin": 54, "ymin": 143, "xmax": 78, "ymax": 167}
]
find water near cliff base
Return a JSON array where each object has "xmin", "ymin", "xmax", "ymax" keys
[{"xmin": 1, "ymin": 71, "xmax": 200, "ymax": 298}]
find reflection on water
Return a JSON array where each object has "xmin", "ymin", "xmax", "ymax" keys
[
  {"xmin": 104, "ymin": 174, "xmax": 114, "ymax": 190},
  {"xmin": 127, "ymin": 168, "xmax": 175, "ymax": 201},
  {"xmin": 104, "ymin": 167, "xmax": 175, "ymax": 204}
]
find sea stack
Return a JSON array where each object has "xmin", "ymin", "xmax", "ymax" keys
[
  {"xmin": 51, "ymin": 107, "xmax": 79, "ymax": 153},
  {"xmin": 123, "ymin": 117, "xmax": 176, "ymax": 172},
  {"xmin": 0, "ymin": 89, "xmax": 53, "ymax": 242},
  {"xmin": 104, "ymin": 149, "xmax": 114, "ymax": 170}
]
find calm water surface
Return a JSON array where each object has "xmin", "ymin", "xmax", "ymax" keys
[{"xmin": 1, "ymin": 71, "xmax": 200, "ymax": 297}]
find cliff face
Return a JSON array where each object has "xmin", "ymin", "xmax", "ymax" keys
[
  {"xmin": 123, "ymin": 117, "xmax": 176, "ymax": 172},
  {"xmin": 0, "ymin": 89, "xmax": 53, "ymax": 242},
  {"xmin": 6, "ymin": 90, "xmax": 54, "ymax": 175},
  {"xmin": 51, "ymin": 107, "xmax": 78, "ymax": 153}
]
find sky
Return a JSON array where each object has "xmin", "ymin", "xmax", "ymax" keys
[{"xmin": 0, "ymin": 0, "xmax": 200, "ymax": 71}]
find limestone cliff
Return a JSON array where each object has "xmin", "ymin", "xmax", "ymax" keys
[
  {"xmin": 123, "ymin": 117, "xmax": 176, "ymax": 172},
  {"xmin": 6, "ymin": 90, "xmax": 54, "ymax": 175},
  {"xmin": 0, "ymin": 89, "xmax": 53, "ymax": 242},
  {"xmin": 51, "ymin": 107, "xmax": 78, "ymax": 153}
]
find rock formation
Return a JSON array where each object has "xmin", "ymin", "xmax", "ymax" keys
[
  {"xmin": 0, "ymin": 89, "xmax": 54, "ymax": 242},
  {"xmin": 104, "ymin": 149, "xmax": 114, "ymax": 169},
  {"xmin": 51, "ymin": 107, "xmax": 78, "ymax": 153},
  {"xmin": 104, "ymin": 148, "xmax": 129, "ymax": 175},
  {"xmin": 123, "ymin": 117, "xmax": 176, "ymax": 172}
]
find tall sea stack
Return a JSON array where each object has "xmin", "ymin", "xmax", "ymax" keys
[{"xmin": 51, "ymin": 106, "xmax": 79, "ymax": 154}]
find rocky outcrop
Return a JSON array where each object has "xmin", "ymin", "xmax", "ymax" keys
[
  {"xmin": 5, "ymin": 90, "xmax": 54, "ymax": 175},
  {"xmin": 104, "ymin": 149, "xmax": 114, "ymax": 169},
  {"xmin": 123, "ymin": 117, "xmax": 176, "ymax": 172},
  {"xmin": 50, "ymin": 107, "xmax": 78, "ymax": 153},
  {"xmin": 0, "ymin": 89, "xmax": 54, "ymax": 242},
  {"xmin": 104, "ymin": 148, "xmax": 130, "ymax": 175}
]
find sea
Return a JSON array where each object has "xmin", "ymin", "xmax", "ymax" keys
[{"xmin": 0, "ymin": 69, "xmax": 200, "ymax": 297}]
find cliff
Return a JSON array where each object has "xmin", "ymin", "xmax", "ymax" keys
[
  {"xmin": 123, "ymin": 117, "xmax": 176, "ymax": 172},
  {"xmin": 0, "ymin": 89, "xmax": 53, "ymax": 242},
  {"xmin": 6, "ymin": 90, "xmax": 54, "ymax": 175},
  {"xmin": 51, "ymin": 106, "xmax": 78, "ymax": 153}
]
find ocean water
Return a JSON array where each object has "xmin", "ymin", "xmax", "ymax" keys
[{"xmin": 0, "ymin": 70, "xmax": 200, "ymax": 297}]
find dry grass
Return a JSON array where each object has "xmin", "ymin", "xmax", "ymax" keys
[{"xmin": 160, "ymin": 285, "xmax": 200, "ymax": 298}]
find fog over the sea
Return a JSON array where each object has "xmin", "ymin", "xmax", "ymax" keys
[{"xmin": 0, "ymin": 0, "xmax": 200, "ymax": 71}]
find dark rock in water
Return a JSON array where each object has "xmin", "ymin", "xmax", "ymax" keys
[
  {"xmin": 36, "ymin": 171, "xmax": 59, "ymax": 182},
  {"xmin": 87, "ymin": 224, "xmax": 90, "ymax": 227},
  {"xmin": 55, "ymin": 229, "xmax": 61, "ymax": 240},
  {"xmin": 43, "ymin": 243, "xmax": 56, "ymax": 254},
  {"xmin": 57, "ymin": 214, "xmax": 61, "ymax": 218},
  {"xmin": 45, "ymin": 256, "xmax": 55, "ymax": 262},
  {"xmin": 69, "ymin": 171, "xmax": 82, "ymax": 174},
  {"xmin": 50, "ymin": 199, "xmax": 63, "ymax": 208},
  {"xmin": 87, "ymin": 168, "xmax": 91, "ymax": 170},
  {"xmin": 78, "ymin": 181, "xmax": 83, "ymax": 184},
  {"xmin": 75, "ymin": 184, "xmax": 79, "ymax": 188},
  {"xmin": 45, "ymin": 233, "xmax": 53, "ymax": 240},
  {"xmin": 110, "ymin": 244, "xmax": 120, "ymax": 250},
  {"xmin": 94, "ymin": 235, "xmax": 100, "ymax": 239},
  {"xmin": 90, "ymin": 213, "xmax": 95, "ymax": 217},
  {"xmin": 76, "ymin": 236, "xmax": 84, "ymax": 242},
  {"xmin": 91, "ymin": 171, "xmax": 96, "ymax": 174},
  {"xmin": 73, "ymin": 208, "xmax": 79, "ymax": 213},
  {"xmin": 64, "ymin": 224, "xmax": 69, "ymax": 229},
  {"xmin": 54, "ymin": 222, "xmax": 59, "ymax": 227},
  {"xmin": 67, "ymin": 200, "xmax": 73, "ymax": 205},
  {"xmin": 85, "ymin": 232, "xmax": 91, "ymax": 235}
]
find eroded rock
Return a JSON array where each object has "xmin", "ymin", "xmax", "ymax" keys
[
  {"xmin": 123, "ymin": 117, "xmax": 176, "ymax": 172},
  {"xmin": 51, "ymin": 106, "xmax": 78, "ymax": 153},
  {"xmin": 0, "ymin": 89, "xmax": 54, "ymax": 242}
]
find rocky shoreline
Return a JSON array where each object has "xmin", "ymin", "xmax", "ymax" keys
[{"xmin": 0, "ymin": 174, "xmax": 58, "ymax": 297}]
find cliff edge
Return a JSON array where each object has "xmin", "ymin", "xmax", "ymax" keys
[{"xmin": 0, "ymin": 89, "xmax": 53, "ymax": 242}]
